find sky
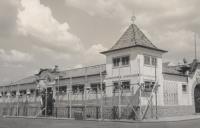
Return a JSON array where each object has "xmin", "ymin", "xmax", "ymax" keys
[{"xmin": 0, "ymin": 0, "xmax": 200, "ymax": 85}]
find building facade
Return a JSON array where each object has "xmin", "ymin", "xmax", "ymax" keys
[{"xmin": 0, "ymin": 22, "xmax": 200, "ymax": 119}]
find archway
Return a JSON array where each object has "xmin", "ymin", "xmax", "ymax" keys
[{"xmin": 194, "ymin": 84, "xmax": 200, "ymax": 113}]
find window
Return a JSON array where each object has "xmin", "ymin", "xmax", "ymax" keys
[
  {"xmin": 36, "ymin": 89, "xmax": 40, "ymax": 96},
  {"xmin": 56, "ymin": 86, "xmax": 67, "ymax": 94},
  {"xmin": 182, "ymin": 85, "xmax": 187, "ymax": 92},
  {"xmin": 11, "ymin": 91, "xmax": 16, "ymax": 97},
  {"xmin": 122, "ymin": 56, "xmax": 130, "ymax": 66},
  {"xmin": 144, "ymin": 81, "xmax": 155, "ymax": 92},
  {"xmin": 144, "ymin": 55, "xmax": 151, "ymax": 65},
  {"xmin": 152, "ymin": 57, "xmax": 157, "ymax": 66},
  {"xmin": 144, "ymin": 55, "xmax": 157, "ymax": 66},
  {"xmin": 20, "ymin": 90, "xmax": 27, "ymax": 95},
  {"xmin": 113, "ymin": 57, "xmax": 120, "ymax": 67},
  {"xmin": 72, "ymin": 84, "xmax": 84, "ymax": 94},
  {"xmin": 90, "ymin": 83, "xmax": 105, "ymax": 93},
  {"xmin": 30, "ymin": 89, "xmax": 35, "ymax": 95},
  {"xmin": 121, "ymin": 81, "xmax": 130, "ymax": 90},
  {"xmin": 113, "ymin": 55, "xmax": 130, "ymax": 67},
  {"xmin": 113, "ymin": 82, "xmax": 119, "ymax": 92},
  {"xmin": 113, "ymin": 81, "xmax": 130, "ymax": 92}
]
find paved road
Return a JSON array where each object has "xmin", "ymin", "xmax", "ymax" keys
[{"xmin": 0, "ymin": 117, "xmax": 200, "ymax": 128}]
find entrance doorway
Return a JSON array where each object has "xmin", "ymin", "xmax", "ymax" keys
[
  {"xmin": 194, "ymin": 84, "xmax": 200, "ymax": 113},
  {"xmin": 41, "ymin": 87, "xmax": 54, "ymax": 116}
]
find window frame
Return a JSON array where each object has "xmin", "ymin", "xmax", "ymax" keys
[
  {"xmin": 90, "ymin": 83, "xmax": 105, "ymax": 93},
  {"xmin": 121, "ymin": 81, "xmax": 130, "ymax": 91},
  {"xmin": 72, "ymin": 84, "xmax": 84, "ymax": 94},
  {"xmin": 121, "ymin": 56, "xmax": 130, "ymax": 66},
  {"xmin": 113, "ymin": 82, "xmax": 120, "ymax": 92},
  {"xmin": 151, "ymin": 57, "xmax": 157, "ymax": 66},
  {"xmin": 112, "ymin": 55, "xmax": 130, "ymax": 68},
  {"xmin": 113, "ymin": 57, "xmax": 120, "ymax": 67},
  {"xmin": 144, "ymin": 55, "xmax": 157, "ymax": 66},
  {"xmin": 56, "ymin": 86, "xmax": 67, "ymax": 94},
  {"xmin": 144, "ymin": 81, "xmax": 155, "ymax": 92},
  {"xmin": 182, "ymin": 84, "xmax": 187, "ymax": 92},
  {"xmin": 113, "ymin": 80, "xmax": 131, "ymax": 92}
]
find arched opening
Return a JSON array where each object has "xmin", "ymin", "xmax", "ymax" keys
[{"xmin": 194, "ymin": 84, "xmax": 200, "ymax": 113}]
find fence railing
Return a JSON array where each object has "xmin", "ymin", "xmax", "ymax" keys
[{"xmin": 0, "ymin": 105, "xmax": 139, "ymax": 120}]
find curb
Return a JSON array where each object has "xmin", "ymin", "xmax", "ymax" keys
[{"xmin": 3, "ymin": 115, "xmax": 200, "ymax": 123}]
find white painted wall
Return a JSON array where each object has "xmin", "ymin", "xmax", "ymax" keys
[{"xmin": 103, "ymin": 47, "xmax": 164, "ymax": 106}]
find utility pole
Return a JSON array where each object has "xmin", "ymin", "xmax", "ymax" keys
[
  {"xmin": 45, "ymin": 87, "xmax": 47, "ymax": 117},
  {"xmin": 17, "ymin": 84, "xmax": 19, "ymax": 116},
  {"xmin": 69, "ymin": 75, "xmax": 72, "ymax": 118},
  {"xmin": 83, "ymin": 67, "xmax": 88, "ymax": 119},
  {"xmin": 138, "ymin": 58, "xmax": 142, "ymax": 120},
  {"xmin": 155, "ymin": 58, "xmax": 158, "ymax": 119},
  {"xmin": 58, "ymin": 76, "xmax": 60, "ymax": 106},
  {"xmin": 118, "ymin": 67, "xmax": 121, "ymax": 119},
  {"xmin": 100, "ymin": 65, "xmax": 104, "ymax": 120},
  {"xmin": 194, "ymin": 33, "xmax": 197, "ymax": 60}
]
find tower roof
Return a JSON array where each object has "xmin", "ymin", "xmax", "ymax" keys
[{"xmin": 102, "ymin": 24, "xmax": 167, "ymax": 54}]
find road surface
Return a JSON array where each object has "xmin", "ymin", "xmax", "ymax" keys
[{"xmin": 0, "ymin": 117, "xmax": 200, "ymax": 128}]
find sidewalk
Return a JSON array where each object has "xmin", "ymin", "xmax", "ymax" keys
[
  {"xmin": 3, "ymin": 114, "xmax": 200, "ymax": 123},
  {"xmin": 141, "ymin": 114, "xmax": 200, "ymax": 122}
]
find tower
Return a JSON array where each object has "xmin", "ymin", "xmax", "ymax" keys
[{"xmin": 101, "ymin": 19, "xmax": 167, "ymax": 106}]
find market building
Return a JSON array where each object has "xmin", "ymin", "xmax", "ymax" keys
[{"xmin": 0, "ymin": 22, "xmax": 200, "ymax": 120}]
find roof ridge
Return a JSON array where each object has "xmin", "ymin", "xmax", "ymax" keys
[{"xmin": 133, "ymin": 24, "xmax": 157, "ymax": 48}]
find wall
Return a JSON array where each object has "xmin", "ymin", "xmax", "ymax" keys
[
  {"xmin": 104, "ymin": 47, "xmax": 140, "ymax": 97},
  {"xmin": 142, "ymin": 105, "xmax": 195, "ymax": 119},
  {"xmin": 163, "ymin": 74, "xmax": 191, "ymax": 106}
]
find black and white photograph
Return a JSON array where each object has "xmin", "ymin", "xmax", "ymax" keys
[{"xmin": 0, "ymin": 0, "xmax": 200, "ymax": 128}]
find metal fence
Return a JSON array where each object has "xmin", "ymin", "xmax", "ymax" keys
[{"xmin": 0, "ymin": 105, "xmax": 138, "ymax": 120}]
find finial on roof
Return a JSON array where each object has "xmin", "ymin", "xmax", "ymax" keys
[{"xmin": 131, "ymin": 15, "xmax": 136, "ymax": 24}]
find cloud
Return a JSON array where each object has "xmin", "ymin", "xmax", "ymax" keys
[
  {"xmin": 156, "ymin": 30, "xmax": 200, "ymax": 62},
  {"xmin": 0, "ymin": 49, "xmax": 33, "ymax": 62},
  {"xmin": 65, "ymin": 0, "xmax": 200, "ymax": 62},
  {"xmin": 17, "ymin": 0, "xmax": 82, "ymax": 52},
  {"xmin": 84, "ymin": 44, "xmax": 106, "ymax": 65},
  {"xmin": 65, "ymin": 0, "xmax": 131, "ymax": 23},
  {"xmin": 0, "ymin": 0, "xmax": 19, "ymax": 36},
  {"xmin": 32, "ymin": 46, "xmax": 71, "ymax": 60}
]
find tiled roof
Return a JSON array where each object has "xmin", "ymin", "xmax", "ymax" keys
[
  {"xmin": 9, "ymin": 75, "xmax": 37, "ymax": 86},
  {"xmin": 2, "ymin": 64, "xmax": 106, "ymax": 87},
  {"xmin": 62, "ymin": 64, "xmax": 106, "ymax": 78},
  {"xmin": 162, "ymin": 63, "xmax": 184, "ymax": 75},
  {"xmin": 102, "ymin": 24, "xmax": 166, "ymax": 53}
]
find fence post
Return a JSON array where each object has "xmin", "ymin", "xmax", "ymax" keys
[
  {"xmin": 67, "ymin": 106, "xmax": 70, "ymax": 118},
  {"xmin": 96, "ymin": 106, "xmax": 99, "ymax": 119},
  {"xmin": 56, "ymin": 106, "xmax": 58, "ymax": 118}
]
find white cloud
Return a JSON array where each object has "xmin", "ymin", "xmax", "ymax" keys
[
  {"xmin": 32, "ymin": 46, "xmax": 71, "ymax": 60},
  {"xmin": 0, "ymin": 49, "xmax": 33, "ymax": 62},
  {"xmin": 64, "ymin": 0, "xmax": 200, "ymax": 62},
  {"xmin": 65, "ymin": 0, "xmax": 200, "ymax": 31},
  {"xmin": 17, "ymin": 0, "xmax": 82, "ymax": 52},
  {"xmin": 65, "ymin": 0, "xmax": 131, "ymax": 23},
  {"xmin": 155, "ymin": 30, "xmax": 200, "ymax": 62},
  {"xmin": 84, "ymin": 44, "xmax": 106, "ymax": 65}
]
